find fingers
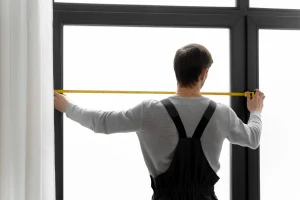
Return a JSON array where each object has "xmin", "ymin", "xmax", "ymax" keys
[
  {"xmin": 257, "ymin": 90, "xmax": 264, "ymax": 98},
  {"xmin": 254, "ymin": 89, "xmax": 262, "ymax": 96},
  {"xmin": 54, "ymin": 91, "xmax": 66, "ymax": 98},
  {"xmin": 54, "ymin": 91, "xmax": 60, "ymax": 98},
  {"xmin": 261, "ymin": 92, "xmax": 265, "ymax": 101},
  {"xmin": 254, "ymin": 89, "xmax": 265, "ymax": 101},
  {"xmin": 54, "ymin": 92, "xmax": 59, "ymax": 101},
  {"xmin": 248, "ymin": 89, "xmax": 265, "ymax": 102},
  {"xmin": 54, "ymin": 92, "xmax": 61, "ymax": 108},
  {"xmin": 246, "ymin": 91, "xmax": 251, "ymax": 101},
  {"xmin": 254, "ymin": 89, "xmax": 260, "ymax": 97}
]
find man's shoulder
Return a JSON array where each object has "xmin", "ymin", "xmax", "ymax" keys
[
  {"xmin": 215, "ymin": 101, "xmax": 231, "ymax": 110},
  {"xmin": 141, "ymin": 99, "xmax": 164, "ymax": 108}
]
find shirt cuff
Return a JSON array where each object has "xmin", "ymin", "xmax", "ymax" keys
[{"xmin": 250, "ymin": 111, "xmax": 261, "ymax": 117}]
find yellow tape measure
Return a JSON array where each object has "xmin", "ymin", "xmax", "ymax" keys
[{"xmin": 55, "ymin": 90, "xmax": 254, "ymax": 97}]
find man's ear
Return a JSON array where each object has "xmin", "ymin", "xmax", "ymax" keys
[
  {"xmin": 205, "ymin": 68, "xmax": 209, "ymax": 77},
  {"xmin": 200, "ymin": 68, "xmax": 208, "ymax": 80}
]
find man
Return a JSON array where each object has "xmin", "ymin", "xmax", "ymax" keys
[{"xmin": 54, "ymin": 43, "xmax": 265, "ymax": 200}]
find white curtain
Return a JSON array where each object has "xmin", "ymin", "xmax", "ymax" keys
[{"xmin": 0, "ymin": 0, "xmax": 55, "ymax": 200}]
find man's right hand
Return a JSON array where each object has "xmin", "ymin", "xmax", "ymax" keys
[{"xmin": 246, "ymin": 89, "xmax": 265, "ymax": 113}]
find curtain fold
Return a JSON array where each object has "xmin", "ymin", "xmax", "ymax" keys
[{"xmin": 0, "ymin": 0, "xmax": 55, "ymax": 200}]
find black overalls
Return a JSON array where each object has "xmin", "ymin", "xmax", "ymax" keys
[{"xmin": 150, "ymin": 98, "xmax": 219, "ymax": 200}]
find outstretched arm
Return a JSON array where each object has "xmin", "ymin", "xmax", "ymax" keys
[
  {"xmin": 226, "ymin": 107, "xmax": 262, "ymax": 149},
  {"xmin": 225, "ymin": 90, "xmax": 264, "ymax": 149},
  {"xmin": 54, "ymin": 92, "xmax": 143, "ymax": 134}
]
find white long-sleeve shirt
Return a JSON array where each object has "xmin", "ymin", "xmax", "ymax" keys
[{"xmin": 66, "ymin": 95, "xmax": 262, "ymax": 178}]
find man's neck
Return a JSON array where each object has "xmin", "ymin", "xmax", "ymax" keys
[{"xmin": 176, "ymin": 87, "xmax": 202, "ymax": 97}]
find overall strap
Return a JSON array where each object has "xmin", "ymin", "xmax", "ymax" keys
[
  {"xmin": 192, "ymin": 100, "xmax": 217, "ymax": 138},
  {"xmin": 161, "ymin": 98, "xmax": 187, "ymax": 138}
]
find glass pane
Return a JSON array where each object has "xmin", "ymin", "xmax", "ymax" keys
[
  {"xmin": 251, "ymin": 0, "xmax": 300, "ymax": 9},
  {"xmin": 63, "ymin": 25, "xmax": 230, "ymax": 200},
  {"xmin": 55, "ymin": 0, "xmax": 235, "ymax": 7},
  {"xmin": 259, "ymin": 30, "xmax": 300, "ymax": 200}
]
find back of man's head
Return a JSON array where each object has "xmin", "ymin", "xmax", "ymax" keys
[{"xmin": 174, "ymin": 43, "xmax": 213, "ymax": 88}]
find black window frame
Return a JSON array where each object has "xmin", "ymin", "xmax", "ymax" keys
[{"xmin": 53, "ymin": 1, "xmax": 300, "ymax": 200}]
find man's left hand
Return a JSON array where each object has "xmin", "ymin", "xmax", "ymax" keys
[{"xmin": 54, "ymin": 91, "xmax": 70, "ymax": 113}]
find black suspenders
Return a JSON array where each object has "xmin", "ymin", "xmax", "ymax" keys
[
  {"xmin": 161, "ymin": 99, "xmax": 187, "ymax": 138},
  {"xmin": 192, "ymin": 100, "xmax": 217, "ymax": 138},
  {"xmin": 161, "ymin": 98, "xmax": 217, "ymax": 138}
]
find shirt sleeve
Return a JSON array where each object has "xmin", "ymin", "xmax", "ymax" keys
[
  {"xmin": 225, "ymin": 106, "xmax": 262, "ymax": 149},
  {"xmin": 65, "ymin": 101, "xmax": 144, "ymax": 134}
]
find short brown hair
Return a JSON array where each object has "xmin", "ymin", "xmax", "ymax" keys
[{"xmin": 174, "ymin": 43, "xmax": 213, "ymax": 88}]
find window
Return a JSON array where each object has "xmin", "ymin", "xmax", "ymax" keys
[
  {"xmin": 63, "ymin": 25, "xmax": 230, "ymax": 200},
  {"xmin": 55, "ymin": 0, "xmax": 235, "ymax": 7},
  {"xmin": 259, "ymin": 30, "xmax": 300, "ymax": 200},
  {"xmin": 251, "ymin": 0, "xmax": 300, "ymax": 9}
]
